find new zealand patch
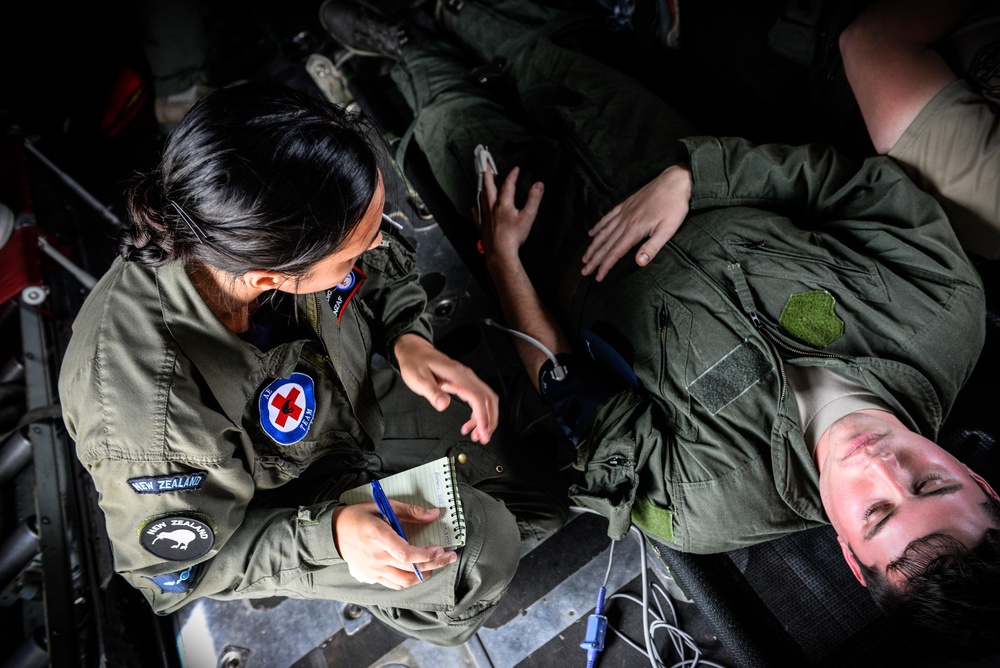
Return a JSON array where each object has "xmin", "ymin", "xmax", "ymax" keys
[
  {"xmin": 259, "ymin": 372, "xmax": 316, "ymax": 445},
  {"xmin": 146, "ymin": 564, "xmax": 200, "ymax": 593},
  {"xmin": 326, "ymin": 266, "xmax": 366, "ymax": 323},
  {"xmin": 128, "ymin": 471, "xmax": 208, "ymax": 495},
  {"xmin": 139, "ymin": 515, "xmax": 214, "ymax": 560}
]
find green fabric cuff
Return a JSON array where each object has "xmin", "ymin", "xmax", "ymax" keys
[
  {"xmin": 681, "ymin": 136, "xmax": 729, "ymax": 207},
  {"xmin": 300, "ymin": 503, "xmax": 344, "ymax": 563}
]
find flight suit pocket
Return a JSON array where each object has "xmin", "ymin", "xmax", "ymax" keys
[
  {"xmin": 728, "ymin": 235, "xmax": 889, "ymax": 304},
  {"xmin": 669, "ymin": 454, "xmax": 813, "ymax": 552},
  {"xmin": 653, "ymin": 293, "xmax": 696, "ymax": 438},
  {"xmin": 568, "ymin": 429, "xmax": 640, "ymax": 541}
]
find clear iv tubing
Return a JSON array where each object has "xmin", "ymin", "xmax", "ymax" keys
[{"xmin": 483, "ymin": 318, "xmax": 565, "ymax": 380}]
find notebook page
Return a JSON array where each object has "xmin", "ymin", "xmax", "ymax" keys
[{"xmin": 339, "ymin": 456, "xmax": 465, "ymax": 548}]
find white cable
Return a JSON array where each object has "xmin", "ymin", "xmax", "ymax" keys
[
  {"xmin": 570, "ymin": 506, "xmax": 732, "ymax": 668},
  {"xmin": 637, "ymin": 524, "xmax": 657, "ymax": 667},
  {"xmin": 24, "ymin": 139, "xmax": 123, "ymax": 229},
  {"xmin": 603, "ymin": 539, "xmax": 615, "ymax": 587},
  {"xmin": 483, "ymin": 318, "xmax": 567, "ymax": 380},
  {"xmin": 381, "ymin": 213, "xmax": 404, "ymax": 230}
]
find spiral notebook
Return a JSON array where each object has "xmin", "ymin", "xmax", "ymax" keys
[{"xmin": 339, "ymin": 456, "xmax": 466, "ymax": 549}]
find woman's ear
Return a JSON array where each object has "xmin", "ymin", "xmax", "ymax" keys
[{"xmin": 243, "ymin": 270, "xmax": 287, "ymax": 292}]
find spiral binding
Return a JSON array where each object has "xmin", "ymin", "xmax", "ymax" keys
[{"xmin": 445, "ymin": 456, "xmax": 466, "ymax": 545}]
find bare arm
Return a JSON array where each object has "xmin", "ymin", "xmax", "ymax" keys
[
  {"xmin": 479, "ymin": 167, "xmax": 573, "ymax": 392},
  {"xmin": 839, "ymin": 0, "xmax": 972, "ymax": 154}
]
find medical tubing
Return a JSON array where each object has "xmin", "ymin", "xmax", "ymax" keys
[{"xmin": 483, "ymin": 318, "xmax": 561, "ymax": 368}]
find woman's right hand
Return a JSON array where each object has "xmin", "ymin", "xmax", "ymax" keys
[{"xmin": 333, "ymin": 502, "xmax": 457, "ymax": 589}]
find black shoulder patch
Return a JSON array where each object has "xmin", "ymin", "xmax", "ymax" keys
[
  {"xmin": 128, "ymin": 471, "xmax": 208, "ymax": 494},
  {"xmin": 139, "ymin": 515, "xmax": 215, "ymax": 560}
]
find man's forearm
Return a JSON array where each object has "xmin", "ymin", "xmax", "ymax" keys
[{"xmin": 486, "ymin": 253, "xmax": 573, "ymax": 392}]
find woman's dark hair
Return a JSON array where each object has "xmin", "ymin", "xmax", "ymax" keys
[{"xmin": 120, "ymin": 81, "xmax": 384, "ymax": 277}]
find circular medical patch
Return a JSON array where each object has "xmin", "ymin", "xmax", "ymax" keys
[
  {"xmin": 140, "ymin": 515, "xmax": 214, "ymax": 560},
  {"xmin": 259, "ymin": 372, "xmax": 316, "ymax": 445},
  {"xmin": 336, "ymin": 270, "xmax": 357, "ymax": 291}
]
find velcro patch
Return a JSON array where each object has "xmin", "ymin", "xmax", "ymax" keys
[
  {"xmin": 688, "ymin": 341, "xmax": 772, "ymax": 415},
  {"xmin": 128, "ymin": 471, "xmax": 207, "ymax": 495},
  {"xmin": 779, "ymin": 290, "xmax": 844, "ymax": 348},
  {"xmin": 630, "ymin": 494, "xmax": 674, "ymax": 543}
]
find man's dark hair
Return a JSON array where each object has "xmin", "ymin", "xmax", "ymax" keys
[{"xmin": 855, "ymin": 495, "xmax": 1000, "ymax": 657}]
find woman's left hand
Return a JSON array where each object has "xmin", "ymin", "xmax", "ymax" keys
[{"xmin": 394, "ymin": 333, "xmax": 499, "ymax": 443}]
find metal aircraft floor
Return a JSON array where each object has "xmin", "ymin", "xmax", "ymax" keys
[{"xmin": 4, "ymin": 2, "xmax": 999, "ymax": 668}]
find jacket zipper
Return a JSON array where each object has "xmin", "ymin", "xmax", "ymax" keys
[
  {"xmin": 726, "ymin": 263, "xmax": 840, "ymax": 401},
  {"xmin": 309, "ymin": 293, "xmax": 322, "ymax": 340}
]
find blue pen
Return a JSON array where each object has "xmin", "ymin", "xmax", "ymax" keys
[{"xmin": 371, "ymin": 479, "xmax": 424, "ymax": 581}]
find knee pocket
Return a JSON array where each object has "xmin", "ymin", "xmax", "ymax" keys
[{"xmin": 450, "ymin": 485, "xmax": 520, "ymax": 611}]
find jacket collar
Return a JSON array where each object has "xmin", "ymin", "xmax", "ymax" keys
[{"xmin": 155, "ymin": 261, "xmax": 306, "ymax": 426}]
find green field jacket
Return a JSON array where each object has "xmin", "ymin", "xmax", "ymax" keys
[
  {"xmin": 58, "ymin": 227, "xmax": 432, "ymax": 613},
  {"xmin": 567, "ymin": 137, "xmax": 986, "ymax": 553}
]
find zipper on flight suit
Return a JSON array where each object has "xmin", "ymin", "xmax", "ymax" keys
[
  {"xmin": 726, "ymin": 263, "xmax": 840, "ymax": 401},
  {"xmin": 308, "ymin": 292, "xmax": 323, "ymax": 340},
  {"xmin": 606, "ymin": 456, "xmax": 634, "ymax": 469}
]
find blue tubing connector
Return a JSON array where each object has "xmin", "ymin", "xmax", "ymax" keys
[{"xmin": 580, "ymin": 586, "xmax": 608, "ymax": 668}]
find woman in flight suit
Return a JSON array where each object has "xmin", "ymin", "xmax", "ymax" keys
[{"xmin": 58, "ymin": 81, "xmax": 566, "ymax": 646}]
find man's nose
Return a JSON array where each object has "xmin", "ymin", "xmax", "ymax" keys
[{"xmin": 866, "ymin": 449, "xmax": 906, "ymax": 488}]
